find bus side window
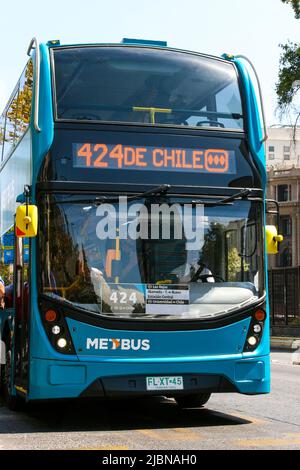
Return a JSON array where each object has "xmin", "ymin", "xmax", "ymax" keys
[
  {"xmin": 0, "ymin": 59, "xmax": 33, "ymax": 163},
  {"xmin": 0, "ymin": 228, "xmax": 15, "ymax": 308},
  {"xmin": 0, "ymin": 110, "xmax": 5, "ymax": 162},
  {"xmin": 16, "ymin": 60, "xmax": 33, "ymax": 139},
  {"xmin": 3, "ymin": 87, "xmax": 19, "ymax": 160}
]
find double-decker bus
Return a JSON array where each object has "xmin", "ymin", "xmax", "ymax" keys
[{"xmin": 0, "ymin": 37, "xmax": 282, "ymax": 409}]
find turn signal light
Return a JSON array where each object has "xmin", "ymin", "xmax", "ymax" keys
[
  {"xmin": 45, "ymin": 309, "xmax": 57, "ymax": 322},
  {"xmin": 254, "ymin": 309, "xmax": 266, "ymax": 322}
]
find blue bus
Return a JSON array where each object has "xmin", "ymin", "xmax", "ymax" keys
[{"xmin": 0, "ymin": 38, "xmax": 282, "ymax": 409}]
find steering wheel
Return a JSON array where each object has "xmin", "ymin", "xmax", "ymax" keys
[
  {"xmin": 196, "ymin": 120, "xmax": 225, "ymax": 128},
  {"xmin": 191, "ymin": 264, "xmax": 225, "ymax": 283},
  {"xmin": 197, "ymin": 273, "xmax": 225, "ymax": 283}
]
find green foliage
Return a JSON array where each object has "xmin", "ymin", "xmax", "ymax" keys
[
  {"xmin": 4, "ymin": 60, "xmax": 33, "ymax": 143},
  {"xmin": 281, "ymin": 0, "xmax": 300, "ymax": 18},
  {"xmin": 276, "ymin": 42, "xmax": 300, "ymax": 108},
  {"xmin": 276, "ymin": 1, "xmax": 300, "ymax": 111},
  {"xmin": 0, "ymin": 263, "xmax": 13, "ymax": 286},
  {"xmin": 227, "ymin": 247, "xmax": 249, "ymax": 281}
]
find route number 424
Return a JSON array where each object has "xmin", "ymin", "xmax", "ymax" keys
[{"xmin": 109, "ymin": 291, "xmax": 137, "ymax": 304}]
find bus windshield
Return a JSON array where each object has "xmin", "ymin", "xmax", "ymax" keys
[
  {"xmin": 53, "ymin": 46, "xmax": 244, "ymax": 130},
  {"xmin": 39, "ymin": 194, "xmax": 264, "ymax": 320}
]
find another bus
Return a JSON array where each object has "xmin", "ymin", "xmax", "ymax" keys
[{"xmin": 0, "ymin": 38, "xmax": 282, "ymax": 409}]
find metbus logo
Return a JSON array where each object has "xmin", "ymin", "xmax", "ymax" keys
[{"xmin": 86, "ymin": 337, "xmax": 151, "ymax": 351}]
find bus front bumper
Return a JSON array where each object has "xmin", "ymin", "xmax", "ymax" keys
[{"xmin": 27, "ymin": 354, "xmax": 270, "ymax": 400}]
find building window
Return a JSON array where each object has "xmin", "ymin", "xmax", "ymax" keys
[
  {"xmin": 280, "ymin": 216, "xmax": 292, "ymax": 236},
  {"xmin": 281, "ymin": 247, "xmax": 292, "ymax": 267},
  {"xmin": 277, "ymin": 184, "xmax": 291, "ymax": 202},
  {"xmin": 276, "ymin": 245, "xmax": 292, "ymax": 267},
  {"xmin": 268, "ymin": 153, "xmax": 275, "ymax": 160},
  {"xmin": 283, "ymin": 145, "xmax": 290, "ymax": 160}
]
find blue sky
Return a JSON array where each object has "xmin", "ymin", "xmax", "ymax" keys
[{"xmin": 1, "ymin": 0, "xmax": 299, "ymax": 124}]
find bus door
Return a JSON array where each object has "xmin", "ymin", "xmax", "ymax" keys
[{"xmin": 13, "ymin": 234, "xmax": 30, "ymax": 393}]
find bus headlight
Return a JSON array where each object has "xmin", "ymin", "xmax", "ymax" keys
[
  {"xmin": 57, "ymin": 338, "xmax": 67, "ymax": 349},
  {"xmin": 52, "ymin": 325, "xmax": 61, "ymax": 335},
  {"xmin": 253, "ymin": 324, "xmax": 262, "ymax": 334},
  {"xmin": 247, "ymin": 336, "xmax": 258, "ymax": 346}
]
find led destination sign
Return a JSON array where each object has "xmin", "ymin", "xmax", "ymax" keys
[{"xmin": 73, "ymin": 143, "xmax": 236, "ymax": 174}]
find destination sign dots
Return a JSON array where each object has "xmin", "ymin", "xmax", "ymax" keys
[
  {"xmin": 206, "ymin": 154, "xmax": 226, "ymax": 166},
  {"xmin": 204, "ymin": 149, "xmax": 229, "ymax": 172}
]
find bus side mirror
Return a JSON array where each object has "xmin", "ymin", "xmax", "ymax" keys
[
  {"xmin": 16, "ymin": 205, "xmax": 38, "ymax": 238},
  {"xmin": 265, "ymin": 225, "xmax": 283, "ymax": 254}
]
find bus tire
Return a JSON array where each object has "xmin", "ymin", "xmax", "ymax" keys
[
  {"xmin": 175, "ymin": 393, "xmax": 211, "ymax": 408},
  {"xmin": 0, "ymin": 337, "xmax": 24, "ymax": 411}
]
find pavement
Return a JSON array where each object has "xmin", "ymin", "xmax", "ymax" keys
[
  {"xmin": 270, "ymin": 336, "xmax": 300, "ymax": 364},
  {"xmin": 271, "ymin": 349, "xmax": 300, "ymax": 365},
  {"xmin": 0, "ymin": 351, "xmax": 299, "ymax": 450},
  {"xmin": 271, "ymin": 336, "xmax": 300, "ymax": 350}
]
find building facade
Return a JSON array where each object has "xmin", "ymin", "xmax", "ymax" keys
[{"xmin": 266, "ymin": 126, "xmax": 300, "ymax": 334}]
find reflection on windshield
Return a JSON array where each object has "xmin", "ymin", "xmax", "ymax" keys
[
  {"xmin": 39, "ymin": 194, "xmax": 264, "ymax": 320},
  {"xmin": 53, "ymin": 47, "xmax": 244, "ymax": 130}
]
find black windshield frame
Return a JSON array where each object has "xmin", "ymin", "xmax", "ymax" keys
[{"xmin": 50, "ymin": 45, "xmax": 246, "ymax": 132}]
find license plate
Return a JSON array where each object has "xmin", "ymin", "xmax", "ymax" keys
[{"xmin": 146, "ymin": 376, "xmax": 184, "ymax": 391}]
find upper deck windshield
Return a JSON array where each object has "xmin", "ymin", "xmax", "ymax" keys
[
  {"xmin": 52, "ymin": 46, "xmax": 244, "ymax": 130},
  {"xmin": 39, "ymin": 193, "xmax": 264, "ymax": 321}
]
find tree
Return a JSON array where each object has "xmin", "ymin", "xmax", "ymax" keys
[
  {"xmin": 276, "ymin": 41, "xmax": 300, "ymax": 109},
  {"xmin": 281, "ymin": 0, "xmax": 300, "ymax": 18},
  {"xmin": 227, "ymin": 247, "xmax": 249, "ymax": 282},
  {"xmin": 276, "ymin": 1, "xmax": 300, "ymax": 118}
]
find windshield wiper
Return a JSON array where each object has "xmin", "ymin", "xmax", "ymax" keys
[
  {"xmin": 190, "ymin": 188, "xmax": 252, "ymax": 207},
  {"xmin": 93, "ymin": 184, "xmax": 172, "ymax": 204},
  {"xmin": 59, "ymin": 185, "xmax": 172, "ymax": 205}
]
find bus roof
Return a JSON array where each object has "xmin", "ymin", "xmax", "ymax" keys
[{"xmin": 45, "ymin": 38, "xmax": 233, "ymax": 63}]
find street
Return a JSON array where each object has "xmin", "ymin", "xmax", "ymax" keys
[{"xmin": 0, "ymin": 352, "xmax": 299, "ymax": 450}]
